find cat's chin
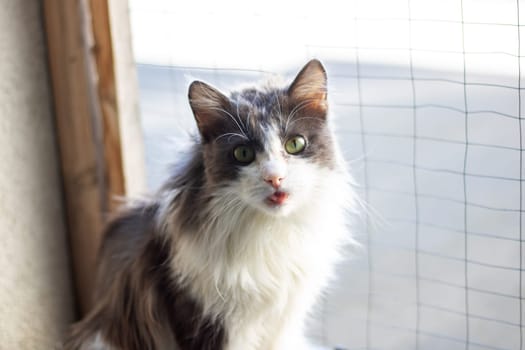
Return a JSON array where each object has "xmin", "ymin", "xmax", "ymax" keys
[{"xmin": 258, "ymin": 204, "xmax": 294, "ymax": 217}]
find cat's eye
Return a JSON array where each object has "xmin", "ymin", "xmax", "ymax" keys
[
  {"xmin": 233, "ymin": 145, "xmax": 255, "ymax": 164},
  {"xmin": 285, "ymin": 136, "xmax": 306, "ymax": 154}
]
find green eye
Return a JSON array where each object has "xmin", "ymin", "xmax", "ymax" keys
[
  {"xmin": 285, "ymin": 135, "xmax": 306, "ymax": 154},
  {"xmin": 233, "ymin": 145, "xmax": 255, "ymax": 164}
]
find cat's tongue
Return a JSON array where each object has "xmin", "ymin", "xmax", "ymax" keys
[{"xmin": 268, "ymin": 191, "xmax": 289, "ymax": 205}]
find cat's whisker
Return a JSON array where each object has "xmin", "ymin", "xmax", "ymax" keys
[
  {"xmin": 344, "ymin": 153, "xmax": 368, "ymax": 167},
  {"xmin": 209, "ymin": 107, "xmax": 248, "ymax": 138},
  {"xmin": 273, "ymin": 90, "xmax": 284, "ymax": 131},
  {"xmin": 352, "ymin": 194, "xmax": 387, "ymax": 231},
  {"xmin": 215, "ymin": 280, "xmax": 227, "ymax": 303},
  {"xmin": 245, "ymin": 109, "xmax": 253, "ymax": 133},
  {"xmin": 215, "ymin": 132, "xmax": 249, "ymax": 143},
  {"xmin": 284, "ymin": 99, "xmax": 315, "ymax": 133},
  {"xmin": 234, "ymin": 100, "xmax": 248, "ymax": 132},
  {"xmin": 286, "ymin": 117, "xmax": 322, "ymax": 128},
  {"xmin": 287, "ymin": 99, "xmax": 310, "ymax": 119}
]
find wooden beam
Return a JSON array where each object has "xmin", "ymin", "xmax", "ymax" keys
[
  {"xmin": 43, "ymin": 0, "xmax": 146, "ymax": 315},
  {"xmin": 89, "ymin": 0, "xmax": 126, "ymax": 212}
]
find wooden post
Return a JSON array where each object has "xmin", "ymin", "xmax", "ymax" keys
[{"xmin": 43, "ymin": 0, "xmax": 146, "ymax": 315}]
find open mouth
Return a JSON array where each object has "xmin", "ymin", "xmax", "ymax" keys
[{"xmin": 266, "ymin": 191, "xmax": 289, "ymax": 206}]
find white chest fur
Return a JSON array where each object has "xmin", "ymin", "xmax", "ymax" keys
[{"xmin": 170, "ymin": 171, "xmax": 352, "ymax": 350}]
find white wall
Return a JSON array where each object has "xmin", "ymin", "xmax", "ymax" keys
[{"xmin": 0, "ymin": 1, "xmax": 75, "ymax": 348}]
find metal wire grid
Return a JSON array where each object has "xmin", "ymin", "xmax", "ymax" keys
[
  {"xmin": 348, "ymin": 2, "xmax": 523, "ymax": 349},
  {"xmin": 129, "ymin": 1, "xmax": 524, "ymax": 349}
]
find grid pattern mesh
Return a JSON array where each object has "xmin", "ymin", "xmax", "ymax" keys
[{"xmin": 129, "ymin": 1, "xmax": 524, "ymax": 349}]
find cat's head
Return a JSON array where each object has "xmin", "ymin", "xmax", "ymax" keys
[{"xmin": 188, "ymin": 60, "xmax": 339, "ymax": 217}]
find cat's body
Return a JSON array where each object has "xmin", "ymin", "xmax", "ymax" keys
[{"xmin": 64, "ymin": 60, "xmax": 354, "ymax": 350}]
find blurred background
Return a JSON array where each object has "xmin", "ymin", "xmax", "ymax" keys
[{"xmin": 129, "ymin": 1, "xmax": 524, "ymax": 349}]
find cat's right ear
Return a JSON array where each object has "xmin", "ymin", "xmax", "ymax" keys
[{"xmin": 188, "ymin": 81, "xmax": 230, "ymax": 142}]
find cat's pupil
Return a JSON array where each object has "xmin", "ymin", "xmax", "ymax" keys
[{"xmin": 233, "ymin": 145, "xmax": 255, "ymax": 164}]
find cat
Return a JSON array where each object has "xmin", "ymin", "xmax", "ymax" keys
[{"xmin": 63, "ymin": 59, "xmax": 355, "ymax": 350}]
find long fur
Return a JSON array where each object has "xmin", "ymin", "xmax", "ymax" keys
[
  {"xmin": 168, "ymin": 162, "xmax": 353, "ymax": 349},
  {"xmin": 63, "ymin": 60, "xmax": 356, "ymax": 350}
]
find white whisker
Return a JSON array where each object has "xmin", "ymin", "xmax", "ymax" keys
[
  {"xmin": 215, "ymin": 132, "xmax": 249, "ymax": 143},
  {"xmin": 245, "ymin": 109, "xmax": 253, "ymax": 131},
  {"xmin": 274, "ymin": 91, "xmax": 284, "ymax": 131},
  {"xmin": 209, "ymin": 107, "xmax": 248, "ymax": 138},
  {"xmin": 284, "ymin": 99, "xmax": 315, "ymax": 133},
  {"xmin": 286, "ymin": 116, "xmax": 322, "ymax": 129},
  {"xmin": 234, "ymin": 100, "xmax": 248, "ymax": 131}
]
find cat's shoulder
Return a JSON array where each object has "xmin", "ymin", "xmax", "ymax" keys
[{"xmin": 99, "ymin": 200, "xmax": 161, "ymax": 261}]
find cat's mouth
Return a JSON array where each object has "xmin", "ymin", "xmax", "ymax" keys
[{"xmin": 266, "ymin": 191, "xmax": 289, "ymax": 206}]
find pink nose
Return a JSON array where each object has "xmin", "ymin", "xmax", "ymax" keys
[{"xmin": 264, "ymin": 175, "xmax": 284, "ymax": 189}]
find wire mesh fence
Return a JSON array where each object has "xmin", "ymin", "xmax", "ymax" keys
[{"xmin": 129, "ymin": 1, "xmax": 524, "ymax": 349}]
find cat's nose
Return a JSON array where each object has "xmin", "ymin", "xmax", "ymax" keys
[{"xmin": 264, "ymin": 175, "xmax": 284, "ymax": 189}]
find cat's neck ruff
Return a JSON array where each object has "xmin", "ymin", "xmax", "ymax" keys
[{"xmin": 167, "ymin": 166, "xmax": 353, "ymax": 321}]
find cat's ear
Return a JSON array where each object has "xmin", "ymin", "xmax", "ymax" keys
[
  {"xmin": 188, "ymin": 81, "xmax": 230, "ymax": 142},
  {"xmin": 288, "ymin": 59, "xmax": 328, "ymax": 115}
]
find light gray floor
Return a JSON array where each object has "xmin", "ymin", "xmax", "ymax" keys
[{"xmin": 137, "ymin": 61, "xmax": 523, "ymax": 350}]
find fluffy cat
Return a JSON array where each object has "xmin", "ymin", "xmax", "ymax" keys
[{"xmin": 64, "ymin": 59, "xmax": 355, "ymax": 350}]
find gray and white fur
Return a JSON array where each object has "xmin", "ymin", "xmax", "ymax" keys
[{"xmin": 63, "ymin": 59, "xmax": 356, "ymax": 350}]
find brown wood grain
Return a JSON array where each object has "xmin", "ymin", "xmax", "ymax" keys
[
  {"xmin": 43, "ymin": 0, "xmax": 144, "ymax": 315},
  {"xmin": 89, "ymin": 0, "xmax": 126, "ymax": 212}
]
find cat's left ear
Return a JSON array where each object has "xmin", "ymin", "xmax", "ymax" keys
[{"xmin": 288, "ymin": 59, "xmax": 328, "ymax": 116}]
